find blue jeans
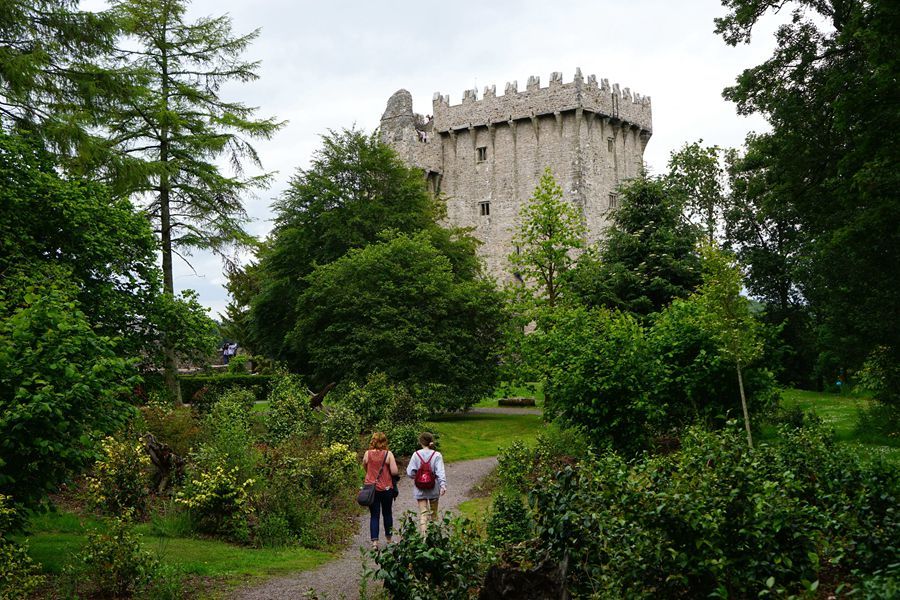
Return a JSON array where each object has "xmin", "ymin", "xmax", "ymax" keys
[{"xmin": 369, "ymin": 489, "xmax": 393, "ymax": 541}]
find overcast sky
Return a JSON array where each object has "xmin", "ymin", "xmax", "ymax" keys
[{"xmin": 85, "ymin": 0, "xmax": 784, "ymax": 319}]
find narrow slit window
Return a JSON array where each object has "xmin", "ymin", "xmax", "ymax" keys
[
  {"xmin": 479, "ymin": 201, "xmax": 490, "ymax": 216},
  {"xmin": 476, "ymin": 146, "xmax": 488, "ymax": 162},
  {"xmin": 607, "ymin": 137, "xmax": 614, "ymax": 152},
  {"xmin": 608, "ymin": 193, "xmax": 618, "ymax": 209}
]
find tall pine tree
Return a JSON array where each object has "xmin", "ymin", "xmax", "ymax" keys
[{"xmin": 103, "ymin": 0, "xmax": 283, "ymax": 399}]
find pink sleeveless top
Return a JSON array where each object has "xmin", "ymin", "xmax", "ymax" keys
[{"xmin": 364, "ymin": 449, "xmax": 393, "ymax": 491}]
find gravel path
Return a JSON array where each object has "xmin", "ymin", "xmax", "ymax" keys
[{"xmin": 232, "ymin": 456, "xmax": 498, "ymax": 600}]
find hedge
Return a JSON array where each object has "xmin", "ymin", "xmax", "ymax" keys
[{"xmin": 178, "ymin": 374, "xmax": 276, "ymax": 412}]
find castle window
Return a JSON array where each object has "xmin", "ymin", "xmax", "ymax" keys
[
  {"xmin": 479, "ymin": 201, "xmax": 491, "ymax": 216},
  {"xmin": 476, "ymin": 146, "xmax": 488, "ymax": 163},
  {"xmin": 607, "ymin": 137, "xmax": 614, "ymax": 152},
  {"xmin": 608, "ymin": 193, "xmax": 618, "ymax": 210}
]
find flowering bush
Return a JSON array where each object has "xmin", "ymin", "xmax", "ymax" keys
[
  {"xmin": 321, "ymin": 405, "xmax": 362, "ymax": 449},
  {"xmin": 307, "ymin": 443, "xmax": 359, "ymax": 498},
  {"xmin": 0, "ymin": 495, "xmax": 44, "ymax": 600},
  {"xmin": 86, "ymin": 436, "xmax": 151, "ymax": 517},
  {"xmin": 177, "ymin": 463, "xmax": 254, "ymax": 542},
  {"xmin": 66, "ymin": 515, "xmax": 158, "ymax": 598},
  {"xmin": 266, "ymin": 374, "xmax": 319, "ymax": 443}
]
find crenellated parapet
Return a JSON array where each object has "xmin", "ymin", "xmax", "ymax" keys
[{"xmin": 431, "ymin": 68, "xmax": 652, "ymax": 134}]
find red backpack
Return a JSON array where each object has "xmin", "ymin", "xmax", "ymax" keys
[{"xmin": 413, "ymin": 450, "xmax": 436, "ymax": 490}]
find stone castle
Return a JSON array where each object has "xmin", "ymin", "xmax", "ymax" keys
[{"xmin": 380, "ymin": 68, "xmax": 652, "ymax": 281}]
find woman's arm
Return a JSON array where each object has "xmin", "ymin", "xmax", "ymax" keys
[
  {"xmin": 434, "ymin": 453, "xmax": 447, "ymax": 494},
  {"xmin": 362, "ymin": 449, "xmax": 369, "ymax": 466},
  {"xmin": 406, "ymin": 452, "xmax": 418, "ymax": 479},
  {"xmin": 388, "ymin": 452, "xmax": 399, "ymax": 476}
]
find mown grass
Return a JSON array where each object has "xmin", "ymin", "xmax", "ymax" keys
[
  {"xmin": 20, "ymin": 510, "xmax": 332, "ymax": 581},
  {"xmin": 426, "ymin": 412, "xmax": 544, "ymax": 462},
  {"xmin": 474, "ymin": 383, "xmax": 545, "ymax": 408},
  {"xmin": 773, "ymin": 388, "xmax": 899, "ymax": 463}
]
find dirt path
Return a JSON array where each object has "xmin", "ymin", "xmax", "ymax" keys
[{"xmin": 231, "ymin": 456, "xmax": 498, "ymax": 600}]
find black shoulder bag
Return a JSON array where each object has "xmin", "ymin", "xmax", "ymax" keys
[{"xmin": 357, "ymin": 451, "xmax": 388, "ymax": 506}]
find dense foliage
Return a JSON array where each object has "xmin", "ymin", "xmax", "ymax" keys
[
  {"xmin": 568, "ymin": 176, "xmax": 702, "ymax": 317},
  {"xmin": 529, "ymin": 422, "xmax": 899, "ymax": 598},
  {"xmin": 291, "ymin": 232, "xmax": 505, "ymax": 409},
  {"xmin": 0, "ymin": 275, "xmax": 136, "ymax": 510},
  {"xmin": 247, "ymin": 128, "xmax": 450, "ymax": 363},
  {"xmin": 716, "ymin": 0, "xmax": 900, "ymax": 395}
]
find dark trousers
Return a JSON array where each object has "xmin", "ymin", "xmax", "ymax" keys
[{"xmin": 369, "ymin": 489, "xmax": 393, "ymax": 540}]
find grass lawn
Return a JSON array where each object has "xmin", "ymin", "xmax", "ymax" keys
[
  {"xmin": 474, "ymin": 383, "xmax": 545, "ymax": 409},
  {"xmin": 426, "ymin": 412, "xmax": 544, "ymax": 462},
  {"xmin": 767, "ymin": 388, "xmax": 899, "ymax": 463},
  {"xmin": 21, "ymin": 510, "xmax": 332, "ymax": 582}
]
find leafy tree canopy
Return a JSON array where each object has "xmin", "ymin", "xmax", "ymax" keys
[
  {"xmin": 0, "ymin": 269, "xmax": 136, "ymax": 512},
  {"xmin": 0, "ymin": 0, "xmax": 123, "ymax": 156},
  {"xmin": 289, "ymin": 232, "xmax": 505, "ymax": 410},
  {"xmin": 508, "ymin": 168, "xmax": 586, "ymax": 308},
  {"xmin": 568, "ymin": 176, "xmax": 702, "ymax": 317},
  {"xmin": 715, "ymin": 0, "xmax": 900, "ymax": 385},
  {"xmin": 248, "ymin": 128, "xmax": 479, "ymax": 363}
]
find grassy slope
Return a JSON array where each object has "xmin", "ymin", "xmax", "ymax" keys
[
  {"xmin": 773, "ymin": 388, "xmax": 899, "ymax": 462},
  {"xmin": 474, "ymin": 384, "xmax": 545, "ymax": 409},
  {"xmin": 425, "ymin": 412, "xmax": 544, "ymax": 462},
  {"xmin": 21, "ymin": 510, "xmax": 331, "ymax": 580}
]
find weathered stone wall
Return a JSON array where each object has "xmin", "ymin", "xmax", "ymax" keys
[{"xmin": 380, "ymin": 69, "xmax": 652, "ymax": 283}]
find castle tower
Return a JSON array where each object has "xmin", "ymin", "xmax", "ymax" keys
[{"xmin": 380, "ymin": 69, "xmax": 652, "ymax": 281}]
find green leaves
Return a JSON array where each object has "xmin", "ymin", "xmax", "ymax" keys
[
  {"xmin": 290, "ymin": 232, "xmax": 505, "ymax": 408},
  {"xmin": 0, "ymin": 272, "xmax": 136, "ymax": 512},
  {"xmin": 509, "ymin": 168, "xmax": 586, "ymax": 307}
]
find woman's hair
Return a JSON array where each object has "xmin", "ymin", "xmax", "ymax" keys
[
  {"xmin": 370, "ymin": 431, "xmax": 388, "ymax": 450},
  {"xmin": 418, "ymin": 431, "xmax": 435, "ymax": 449}
]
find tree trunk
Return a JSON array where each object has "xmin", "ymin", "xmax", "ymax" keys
[
  {"xmin": 159, "ymin": 36, "xmax": 180, "ymax": 404},
  {"xmin": 737, "ymin": 361, "xmax": 753, "ymax": 448}
]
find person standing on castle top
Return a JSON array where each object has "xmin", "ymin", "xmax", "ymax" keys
[
  {"xmin": 363, "ymin": 432, "xmax": 399, "ymax": 550},
  {"xmin": 406, "ymin": 432, "xmax": 447, "ymax": 535}
]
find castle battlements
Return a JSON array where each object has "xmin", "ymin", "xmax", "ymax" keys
[{"xmin": 431, "ymin": 68, "xmax": 652, "ymax": 134}]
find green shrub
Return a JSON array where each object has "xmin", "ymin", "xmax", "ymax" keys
[
  {"xmin": 177, "ymin": 463, "xmax": 254, "ymax": 542},
  {"xmin": 191, "ymin": 395, "xmax": 259, "ymax": 494},
  {"xmin": 259, "ymin": 437, "xmax": 360, "ymax": 549},
  {"xmin": 86, "ymin": 435, "xmax": 152, "ymax": 517},
  {"xmin": 487, "ymin": 490, "xmax": 531, "ymax": 549},
  {"xmin": 376, "ymin": 419, "xmax": 422, "ymax": 457},
  {"xmin": 307, "ymin": 442, "xmax": 359, "ymax": 499},
  {"xmin": 528, "ymin": 422, "xmax": 900, "ymax": 598},
  {"xmin": 227, "ymin": 353, "xmax": 250, "ymax": 374},
  {"xmin": 179, "ymin": 373, "xmax": 275, "ymax": 412},
  {"xmin": 335, "ymin": 372, "xmax": 396, "ymax": 430},
  {"xmin": 253, "ymin": 512, "xmax": 295, "ymax": 549},
  {"xmin": 0, "ymin": 496, "xmax": 44, "ymax": 599},
  {"xmin": 849, "ymin": 563, "xmax": 900, "ymax": 599},
  {"xmin": 266, "ymin": 374, "xmax": 319, "ymax": 443},
  {"xmin": 139, "ymin": 402, "xmax": 202, "ymax": 458},
  {"xmin": 321, "ymin": 405, "xmax": 363, "ymax": 449},
  {"xmin": 649, "ymin": 297, "xmax": 782, "ymax": 430},
  {"xmin": 496, "ymin": 440, "xmax": 533, "ymax": 493},
  {"xmin": 0, "ymin": 541, "xmax": 44, "ymax": 600},
  {"xmin": 66, "ymin": 515, "xmax": 159, "ymax": 598},
  {"xmin": 367, "ymin": 515, "xmax": 494, "ymax": 599},
  {"xmin": 538, "ymin": 307, "xmax": 663, "ymax": 454}
]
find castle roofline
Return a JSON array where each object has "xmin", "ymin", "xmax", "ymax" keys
[{"xmin": 431, "ymin": 68, "xmax": 652, "ymax": 134}]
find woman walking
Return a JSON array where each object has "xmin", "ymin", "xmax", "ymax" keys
[
  {"xmin": 363, "ymin": 432, "xmax": 399, "ymax": 550},
  {"xmin": 406, "ymin": 432, "xmax": 447, "ymax": 535}
]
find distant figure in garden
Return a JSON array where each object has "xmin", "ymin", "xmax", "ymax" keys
[
  {"xmin": 407, "ymin": 431, "xmax": 447, "ymax": 535},
  {"xmin": 363, "ymin": 432, "xmax": 399, "ymax": 550},
  {"xmin": 221, "ymin": 342, "xmax": 237, "ymax": 365}
]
